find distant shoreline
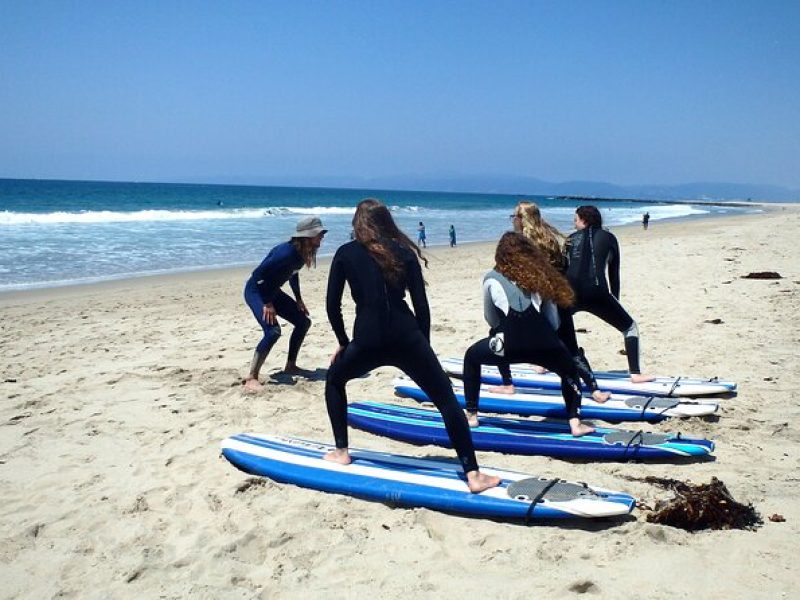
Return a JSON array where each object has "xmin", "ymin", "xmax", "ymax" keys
[{"xmin": 2, "ymin": 206, "xmax": 791, "ymax": 304}]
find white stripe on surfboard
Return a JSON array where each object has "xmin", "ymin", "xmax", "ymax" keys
[
  {"xmin": 221, "ymin": 435, "xmax": 631, "ymax": 516},
  {"xmin": 395, "ymin": 377, "xmax": 719, "ymax": 417}
]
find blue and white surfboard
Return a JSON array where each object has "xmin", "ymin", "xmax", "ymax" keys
[
  {"xmin": 394, "ymin": 378, "xmax": 719, "ymax": 421},
  {"xmin": 221, "ymin": 433, "xmax": 636, "ymax": 520},
  {"xmin": 348, "ymin": 401, "xmax": 715, "ymax": 460},
  {"xmin": 439, "ymin": 357, "xmax": 736, "ymax": 398}
]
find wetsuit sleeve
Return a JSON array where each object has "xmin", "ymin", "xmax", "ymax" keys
[
  {"xmin": 289, "ymin": 272, "xmax": 301, "ymax": 300},
  {"xmin": 326, "ymin": 252, "xmax": 350, "ymax": 346},
  {"xmin": 407, "ymin": 259, "xmax": 431, "ymax": 341},
  {"xmin": 608, "ymin": 234, "xmax": 621, "ymax": 299},
  {"xmin": 250, "ymin": 254, "xmax": 276, "ymax": 304},
  {"xmin": 483, "ymin": 279, "xmax": 506, "ymax": 328}
]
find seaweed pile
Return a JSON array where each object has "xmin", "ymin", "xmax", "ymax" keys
[{"xmin": 637, "ymin": 476, "xmax": 763, "ymax": 531}]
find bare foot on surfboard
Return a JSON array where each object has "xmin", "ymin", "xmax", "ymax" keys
[
  {"xmin": 467, "ymin": 470, "xmax": 501, "ymax": 493},
  {"xmin": 569, "ymin": 418, "xmax": 596, "ymax": 437},
  {"xmin": 324, "ymin": 448, "xmax": 352, "ymax": 465},
  {"xmin": 630, "ymin": 373, "xmax": 656, "ymax": 383},
  {"xmin": 487, "ymin": 384, "xmax": 515, "ymax": 395},
  {"xmin": 465, "ymin": 411, "xmax": 480, "ymax": 427},
  {"xmin": 591, "ymin": 390, "xmax": 611, "ymax": 403}
]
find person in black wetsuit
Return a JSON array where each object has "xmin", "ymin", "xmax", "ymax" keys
[
  {"xmin": 463, "ymin": 232, "xmax": 596, "ymax": 436},
  {"xmin": 563, "ymin": 205, "xmax": 653, "ymax": 383},
  {"xmin": 242, "ymin": 216, "xmax": 327, "ymax": 393},
  {"xmin": 324, "ymin": 198, "xmax": 500, "ymax": 493},
  {"xmin": 491, "ymin": 201, "xmax": 610, "ymax": 402}
]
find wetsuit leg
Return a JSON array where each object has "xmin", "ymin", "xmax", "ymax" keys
[
  {"xmin": 581, "ymin": 294, "xmax": 642, "ymax": 374},
  {"xmin": 244, "ymin": 284, "xmax": 282, "ymax": 373},
  {"xmin": 556, "ymin": 306, "xmax": 580, "ymax": 355},
  {"xmin": 497, "ymin": 360, "xmax": 513, "ymax": 386},
  {"xmin": 271, "ymin": 290, "xmax": 312, "ymax": 363},
  {"xmin": 463, "ymin": 339, "xmax": 508, "ymax": 412},
  {"xmin": 325, "ymin": 342, "xmax": 384, "ymax": 449},
  {"xmin": 556, "ymin": 306, "xmax": 599, "ymax": 392},
  {"xmin": 392, "ymin": 333, "xmax": 479, "ymax": 474},
  {"xmin": 517, "ymin": 346, "xmax": 583, "ymax": 420}
]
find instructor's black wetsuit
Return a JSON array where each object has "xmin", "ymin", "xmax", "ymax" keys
[
  {"xmin": 563, "ymin": 226, "xmax": 643, "ymax": 374},
  {"xmin": 325, "ymin": 240, "xmax": 479, "ymax": 474}
]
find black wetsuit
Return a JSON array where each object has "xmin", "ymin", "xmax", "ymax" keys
[
  {"xmin": 325, "ymin": 240, "xmax": 479, "ymax": 474},
  {"xmin": 563, "ymin": 226, "xmax": 643, "ymax": 374},
  {"xmin": 463, "ymin": 271, "xmax": 583, "ymax": 419}
]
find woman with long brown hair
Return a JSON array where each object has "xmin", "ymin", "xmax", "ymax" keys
[
  {"xmin": 243, "ymin": 216, "xmax": 326, "ymax": 392},
  {"xmin": 462, "ymin": 232, "xmax": 596, "ymax": 436},
  {"xmin": 324, "ymin": 198, "xmax": 499, "ymax": 493}
]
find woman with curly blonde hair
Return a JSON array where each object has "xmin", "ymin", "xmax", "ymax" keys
[
  {"xmin": 515, "ymin": 200, "xmax": 566, "ymax": 270},
  {"xmin": 462, "ymin": 232, "xmax": 595, "ymax": 436}
]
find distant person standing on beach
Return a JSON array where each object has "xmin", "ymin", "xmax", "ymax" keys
[
  {"xmin": 449, "ymin": 224, "xmax": 457, "ymax": 247},
  {"xmin": 417, "ymin": 221, "xmax": 427, "ymax": 248},
  {"xmin": 242, "ymin": 216, "xmax": 327, "ymax": 392},
  {"xmin": 564, "ymin": 206, "xmax": 653, "ymax": 383},
  {"xmin": 324, "ymin": 198, "xmax": 499, "ymax": 493},
  {"xmin": 642, "ymin": 212, "xmax": 650, "ymax": 230}
]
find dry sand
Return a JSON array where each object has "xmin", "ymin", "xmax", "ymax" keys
[{"xmin": 1, "ymin": 207, "xmax": 799, "ymax": 599}]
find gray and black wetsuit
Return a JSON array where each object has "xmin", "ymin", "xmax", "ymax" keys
[
  {"xmin": 563, "ymin": 226, "xmax": 643, "ymax": 374},
  {"xmin": 463, "ymin": 270, "xmax": 583, "ymax": 419}
]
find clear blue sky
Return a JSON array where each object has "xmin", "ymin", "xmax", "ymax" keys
[{"xmin": 2, "ymin": 1, "xmax": 798, "ymax": 188}]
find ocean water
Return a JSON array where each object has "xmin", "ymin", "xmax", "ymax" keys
[{"xmin": 0, "ymin": 178, "xmax": 754, "ymax": 291}]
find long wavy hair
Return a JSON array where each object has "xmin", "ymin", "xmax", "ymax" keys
[
  {"xmin": 576, "ymin": 205, "xmax": 603, "ymax": 228},
  {"xmin": 515, "ymin": 200, "xmax": 566, "ymax": 270},
  {"xmin": 352, "ymin": 198, "xmax": 428, "ymax": 286},
  {"xmin": 494, "ymin": 232, "xmax": 574, "ymax": 308},
  {"xmin": 290, "ymin": 237, "xmax": 319, "ymax": 268}
]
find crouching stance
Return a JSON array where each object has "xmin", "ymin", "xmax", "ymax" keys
[
  {"xmin": 324, "ymin": 198, "xmax": 499, "ymax": 493},
  {"xmin": 243, "ymin": 217, "xmax": 326, "ymax": 392},
  {"xmin": 463, "ymin": 232, "xmax": 595, "ymax": 436}
]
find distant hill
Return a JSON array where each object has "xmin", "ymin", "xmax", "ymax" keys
[{"xmin": 194, "ymin": 174, "xmax": 800, "ymax": 202}]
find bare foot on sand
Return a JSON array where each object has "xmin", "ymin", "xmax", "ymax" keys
[
  {"xmin": 569, "ymin": 418, "xmax": 596, "ymax": 437},
  {"xmin": 243, "ymin": 378, "xmax": 264, "ymax": 393},
  {"xmin": 592, "ymin": 390, "xmax": 611, "ymax": 403},
  {"xmin": 487, "ymin": 384, "xmax": 515, "ymax": 395},
  {"xmin": 323, "ymin": 448, "xmax": 352, "ymax": 465},
  {"xmin": 630, "ymin": 373, "xmax": 656, "ymax": 383},
  {"xmin": 467, "ymin": 470, "xmax": 501, "ymax": 493},
  {"xmin": 465, "ymin": 411, "xmax": 480, "ymax": 427},
  {"xmin": 282, "ymin": 362, "xmax": 304, "ymax": 375}
]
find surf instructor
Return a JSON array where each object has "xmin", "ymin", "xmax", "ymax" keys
[
  {"xmin": 243, "ymin": 216, "xmax": 327, "ymax": 392},
  {"xmin": 324, "ymin": 198, "xmax": 499, "ymax": 493}
]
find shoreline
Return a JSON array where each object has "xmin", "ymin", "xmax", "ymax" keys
[{"xmin": 0, "ymin": 204, "xmax": 781, "ymax": 305}]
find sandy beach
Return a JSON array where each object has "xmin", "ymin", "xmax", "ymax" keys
[{"xmin": 1, "ymin": 207, "xmax": 799, "ymax": 599}]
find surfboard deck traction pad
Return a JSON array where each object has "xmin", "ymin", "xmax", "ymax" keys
[{"xmin": 507, "ymin": 477, "xmax": 598, "ymax": 502}]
